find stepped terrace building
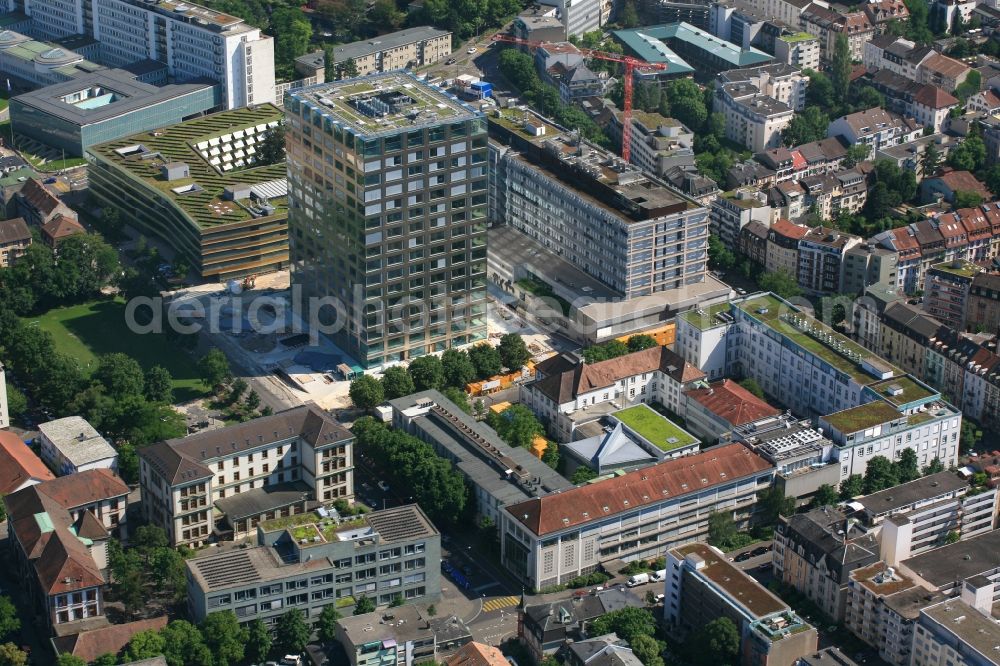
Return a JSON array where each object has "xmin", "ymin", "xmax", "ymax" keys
[
  {"xmin": 87, "ymin": 104, "xmax": 287, "ymax": 280},
  {"xmin": 499, "ymin": 443, "xmax": 774, "ymax": 589}
]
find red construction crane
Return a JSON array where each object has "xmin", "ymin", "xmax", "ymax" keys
[{"xmin": 491, "ymin": 34, "xmax": 667, "ymax": 162}]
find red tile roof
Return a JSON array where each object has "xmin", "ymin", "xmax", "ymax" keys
[
  {"xmin": 31, "ymin": 468, "xmax": 128, "ymax": 509},
  {"xmin": 921, "ymin": 52, "xmax": 971, "ymax": 81},
  {"xmin": 883, "ymin": 227, "xmax": 921, "ymax": 259},
  {"xmin": 52, "ymin": 616, "xmax": 168, "ymax": 663},
  {"xmin": 0, "ymin": 431, "xmax": 54, "ymax": 495},
  {"xmin": 506, "ymin": 444, "xmax": 773, "ymax": 536},
  {"xmin": 685, "ymin": 379, "xmax": 782, "ymax": 427},
  {"xmin": 447, "ymin": 642, "xmax": 509, "ymax": 666},
  {"xmin": 18, "ymin": 178, "xmax": 63, "ymax": 218},
  {"xmin": 958, "ymin": 207, "xmax": 991, "ymax": 240},
  {"xmin": 790, "ymin": 150, "xmax": 807, "ymax": 171},
  {"xmin": 912, "ymin": 84, "xmax": 958, "ymax": 109},
  {"xmin": 42, "ymin": 214, "xmax": 85, "ymax": 245},
  {"xmin": 35, "ymin": 529, "xmax": 104, "ymax": 595},
  {"xmin": 770, "ymin": 218, "xmax": 809, "ymax": 241}
]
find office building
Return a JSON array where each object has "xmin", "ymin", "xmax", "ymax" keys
[
  {"xmin": 797, "ymin": 648, "xmax": 861, "ymax": 666},
  {"xmin": 614, "ymin": 22, "xmax": 772, "ymax": 75},
  {"xmin": 338, "ymin": 605, "xmax": 473, "ymax": 666},
  {"xmin": 0, "ymin": 29, "xmax": 103, "ymax": 90},
  {"xmin": 186, "ymin": 504, "xmax": 440, "ymax": 622},
  {"xmin": 922, "ymin": 260, "xmax": 984, "ymax": 330},
  {"xmin": 512, "ymin": 5, "xmax": 567, "ymax": 43},
  {"xmin": 844, "ymin": 562, "xmax": 944, "ymax": 666},
  {"xmin": 854, "ymin": 471, "xmax": 996, "ymax": 565},
  {"xmin": 912, "ymin": 600, "xmax": 1000, "ymax": 666},
  {"xmin": 138, "ymin": 404, "xmax": 354, "ymax": 547},
  {"xmin": 87, "ymin": 104, "xmax": 288, "ymax": 281},
  {"xmin": 841, "ymin": 242, "xmax": 899, "ymax": 296},
  {"xmin": 797, "ymin": 226, "xmax": 862, "ymax": 295},
  {"xmin": 531, "ymin": 0, "xmax": 611, "ymax": 38},
  {"xmin": 389, "ymin": 390, "xmax": 571, "ymax": 527},
  {"xmin": 11, "ymin": 68, "xmax": 218, "ymax": 157},
  {"xmin": 520, "ymin": 345, "xmax": 705, "ymax": 442},
  {"xmin": 773, "ymin": 507, "xmax": 880, "ymax": 621},
  {"xmin": 489, "ymin": 109, "xmax": 709, "ymax": 300},
  {"xmin": 0, "ymin": 217, "xmax": 31, "ymax": 266},
  {"xmin": 898, "ymin": 529, "xmax": 1000, "ymax": 603},
  {"xmin": 38, "ymin": 416, "xmax": 117, "ymax": 476},
  {"xmin": 4, "ymin": 470, "xmax": 129, "ymax": 631},
  {"xmin": 675, "ymin": 293, "xmax": 911, "ymax": 418},
  {"xmin": 331, "ymin": 27, "xmax": 451, "ymax": 77},
  {"xmin": 5, "ymin": 0, "xmax": 275, "ymax": 109},
  {"xmin": 666, "ymin": 543, "xmax": 818, "ymax": 666},
  {"xmin": 500, "ymin": 443, "xmax": 773, "ymax": 589},
  {"xmin": 286, "ymin": 72, "xmax": 487, "ymax": 367}
]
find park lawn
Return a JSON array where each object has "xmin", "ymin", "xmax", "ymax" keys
[{"xmin": 26, "ymin": 298, "xmax": 209, "ymax": 401}]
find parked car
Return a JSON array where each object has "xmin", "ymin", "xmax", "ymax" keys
[
  {"xmin": 445, "ymin": 58, "xmax": 456, "ymax": 65},
  {"xmin": 467, "ymin": 47, "xmax": 478, "ymax": 54},
  {"xmin": 626, "ymin": 573, "xmax": 650, "ymax": 587},
  {"xmin": 750, "ymin": 546, "xmax": 770, "ymax": 557},
  {"xmin": 734, "ymin": 551, "xmax": 753, "ymax": 563}
]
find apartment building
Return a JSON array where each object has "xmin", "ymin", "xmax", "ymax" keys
[
  {"xmin": 917, "ymin": 52, "xmax": 972, "ymax": 91},
  {"xmin": 520, "ymin": 589, "xmax": 645, "ymax": 662},
  {"xmin": 338, "ymin": 605, "xmax": 472, "ymax": 666},
  {"xmin": 0, "ymin": 217, "xmax": 31, "ymax": 267},
  {"xmin": 864, "ymin": 0, "xmax": 909, "ymax": 32},
  {"xmin": 911, "ymin": 600, "xmax": 1000, "ymax": 666},
  {"xmin": 138, "ymin": 405, "xmax": 354, "ymax": 547},
  {"xmin": 5, "ymin": 470, "xmax": 129, "ymax": 631},
  {"xmin": 854, "ymin": 471, "xmax": 996, "ymax": 563},
  {"xmin": 710, "ymin": 188, "xmax": 772, "ymax": 250},
  {"xmin": 772, "ymin": 507, "xmax": 880, "ymax": 621},
  {"xmin": 87, "ymin": 104, "xmax": 288, "ymax": 280},
  {"xmin": 766, "ymin": 218, "xmax": 808, "ymax": 276},
  {"xmin": 186, "ymin": 504, "xmax": 441, "ymax": 623},
  {"xmin": 797, "ymin": 226, "xmax": 863, "ymax": 295},
  {"xmin": 38, "ymin": 416, "xmax": 117, "ymax": 476},
  {"xmin": 389, "ymin": 390, "xmax": 571, "ymax": 527},
  {"xmin": 287, "ymin": 73, "xmax": 487, "ymax": 367},
  {"xmin": 842, "ymin": 243, "xmax": 899, "ymax": 295},
  {"xmin": 675, "ymin": 293, "xmax": 907, "ymax": 418},
  {"xmin": 877, "ymin": 302, "xmax": 943, "ymax": 378},
  {"xmin": 489, "ymin": 109, "xmax": 710, "ymax": 300},
  {"xmin": 519, "ymin": 345, "xmax": 706, "ymax": 441},
  {"xmin": 718, "ymin": 63, "xmax": 809, "ymax": 111},
  {"xmin": 715, "ymin": 81, "xmax": 794, "ymax": 152},
  {"xmin": 499, "ymin": 444, "xmax": 774, "ymax": 589},
  {"xmin": 844, "ymin": 563, "xmax": 944, "ymax": 666},
  {"xmin": 922, "ymin": 260, "xmax": 984, "ymax": 330},
  {"xmin": 331, "ymin": 27, "xmax": 451, "ymax": 77},
  {"xmin": 863, "ymin": 36, "xmax": 932, "ymax": 80},
  {"xmin": 853, "ymin": 284, "xmax": 905, "ymax": 353},
  {"xmin": 898, "ymin": 530, "xmax": 1000, "ymax": 608},
  {"xmin": 774, "ymin": 32, "xmax": 821, "ymax": 70},
  {"xmin": 967, "ymin": 272, "xmax": 1000, "ymax": 335},
  {"xmin": 606, "ymin": 111, "xmax": 695, "ymax": 178},
  {"xmin": 665, "ymin": 543, "xmax": 818, "ymax": 666},
  {"xmin": 828, "ymin": 108, "xmax": 922, "ymax": 161},
  {"xmin": 799, "ymin": 4, "xmax": 873, "ymax": 62}
]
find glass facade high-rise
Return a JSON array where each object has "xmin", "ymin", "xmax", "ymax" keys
[{"xmin": 286, "ymin": 72, "xmax": 488, "ymax": 368}]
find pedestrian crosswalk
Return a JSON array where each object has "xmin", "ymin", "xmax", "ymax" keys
[{"xmin": 482, "ymin": 595, "xmax": 520, "ymax": 613}]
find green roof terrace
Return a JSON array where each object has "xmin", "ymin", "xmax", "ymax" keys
[
  {"xmin": 259, "ymin": 511, "xmax": 369, "ymax": 547},
  {"xmin": 288, "ymin": 71, "xmax": 481, "ymax": 138},
  {"xmin": 88, "ymin": 104, "xmax": 286, "ymax": 230},
  {"xmin": 929, "ymin": 260, "xmax": 982, "ymax": 280},
  {"xmin": 778, "ymin": 32, "xmax": 818, "ymax": 43},
  {"xmin": 611, "ymin": 404, "xmax": 698, "ymax": 451},
  {"xmin": 868, "ymin": 376, "xmax": 938, "ymax": 407},
  {"xmin": 735, "ymin": 294, "xmax": 903, "ymax": 384},
  {"xmin": 821, "ymin": 401, "xmax": 902, "ymax": 434},
  {"xmin": 679, "ymin": 301, "xmax": 732, "ymax": 331}
]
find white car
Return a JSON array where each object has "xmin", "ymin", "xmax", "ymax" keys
[{"xmin": 467, "ymin": 47, "xmax": 478, "ymax": 54}]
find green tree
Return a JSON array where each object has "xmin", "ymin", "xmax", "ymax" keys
[
  {"xmin": 350, "ymin": 375, "xmax": 385, "ymax": 409},
  {"xmin": 124, "ymin": 629, "xmax": 166, "ymax": 662},
  {"xmin": 863, "ymin": 455, "xmax": 900, "ymax": 493},
  {"xmin": 707, "ymin": 511, "xmax": 737, "ymax": 549},
  {"xmin": 229, "ymin": 377, "xmax": 248, "ymax": 404},
  {"xmin": 630, "ymin": 634, "xmax": 665, "ymax": 666},
  {"xmin": 571, "ymin": 467, "xmax": 598, "ymax": 484},
  {"xmin": 201, "ymin": 610, "xmax": 248, "ymax": 666},
  {"xmin": 95, "ymin": 352, "xmax": 145, "ymax": 399},
  {"xmin": 738, "ymin": 378, "xmax": 765, "ymax": 399},
  {"xmin": 144, "ymin": 365, "xmax": 174, "ymax": 403},
  {"xmin": 354, "ymin": 595, "xmax": 377, "ymax": 615},
  {"xmin": 270, "ymin": 8, "xmax": 311, "ymax": 77},
  {"xmin": 811, "ymin": 484, "xmax": 839, "ymax": 508},
  {"xmin": 948, "ymin": 133, "xmax": 986, "ymax": 172},
  {"xmin": 922, "ymin": 142, "xmax": 942, "ymax": 178},
  {"xmin": 499, "ymin": 333, "xmax": 531, "ymax": 370},
  {"xmin": 960, "ymin": 420, "xmax": 982, "ymax": 452},
  {"xmin": 468, "ymin": 343, "xmax": 503, "ymax": 379},
  {"xmin": 198, "ymin": 348, "xmax": 231, "ymax": 389},
  {"xmin": 133, "ymin": 524, "xmax": 169, "ymax": 554},
  {"xmin": 954, "ymin": 190, "xmax": 984, "ymax": 209},
  {"xmin": 541, "ymin": 441, "xmax": 559, "ymax": 470},
  {"xmin": 255, "ymin": 123, "xmax": 286, "ymax": 166},
  {"xmin": 487, "ymin": 404, "xmax": 545, "ymax": 449},
  {"xmin": 4, "ymin": 382, "xmax": 27, "ymax": 421},
  {"xmin": 619, "ymin": 0, "xmax": 639, "ymax": 27},
  {"xmin": 626, "ymin": 334, "xmax": 658, "ymax": 353},
  {"xmin": 708, "ymin": 234, "xmax": 737, "ymax": 271},
  {"xmin": 923, "ymin": 457, "xmax": 945, "ymax": 475},
  {"xmin": 276, "ymin": 609, "xmax": 311, "ymax": 654},
  {"xmin": 442, "ymin": 387, "xmax": 472, "ymax": 414},
  {"xmin": 369, "ymin": 0, "xmax": 404, "ymax": 29},
  {"xmin": 0, "ymin": 598, "xmax": 19, "ymax": 641},
  {"xmin": 903, "ymin": 0, "xmax": 934, "ymax": 42},
  {"xmin": 381, "ymin": 366, "xmax": 416, "ymax": 400},
  {"xmin": 895, "ymin": 448, "xmax": 921, "ymax": 483},
  {"xmin": 160, "ymin": 620, "xmax": 213, "ymax": 666},
  {"xmin": 151, "ymin": 547, "xmax": 188, "ymax": 601},
  {"xmin": 442, "ymin": 349, "xmax": 477, "ymax": 389},
  {"xmin": 783, "ymin": 107, "xmax": 830, "ymax": 146},
  {"xmin": 316, "ymin": 605, "xmax": 342, "ymax": 644},
  {"xmin": 840, "ymin": 474, "xmax": 864, "ymax": 499},
  {"xmin": 244, "ymin": 389, "xmax": 261, "ymax": 412},
  {"xmin": 0, "ymin": 644, "xmax": 28, "ymax": 666},
  {"xmin": 830, "ymin": 34, "xmax": 852, "ymax": 106},
  {"xmin": 843, "ymin": 143, "xmax": 871, "ymax": 168},
  {"xmin": 246, "ymin": 619, "xmax": 272, "ymax": 664},
  {"xmin": 804, "ymin": 68, "xmax": 836, "ymax": 110},
  {"xmin": 587, "ymin": 607, "xmax": 656, "ymax": 643},
  {"xmin": 92, "ymin": 654, "xmax": 119, "ymax": 666},
  {"xmin": 108, "ymin": 542, "xmax": 144, "ymax": 618},
  {"xmin": 408, "ymin": 355, "xmax": 445, "ymax": 391},
  {"xmin": 690, "ymin": 617, "xmax": 740, "ymax": 666},
  {"xmin": 757, "ymin": 486, "xmax": 795, "ymax": 524},
  {"xmin": 758, "ymin": 269, "xmax": 802, "ymax": 299},
  {"xmin": 582, "ymin": 340, "xmax": 630, "ymax": 364},
  {"xmin": 389, "ymin": 594, "xmax": 405, "ymax": 608}
]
